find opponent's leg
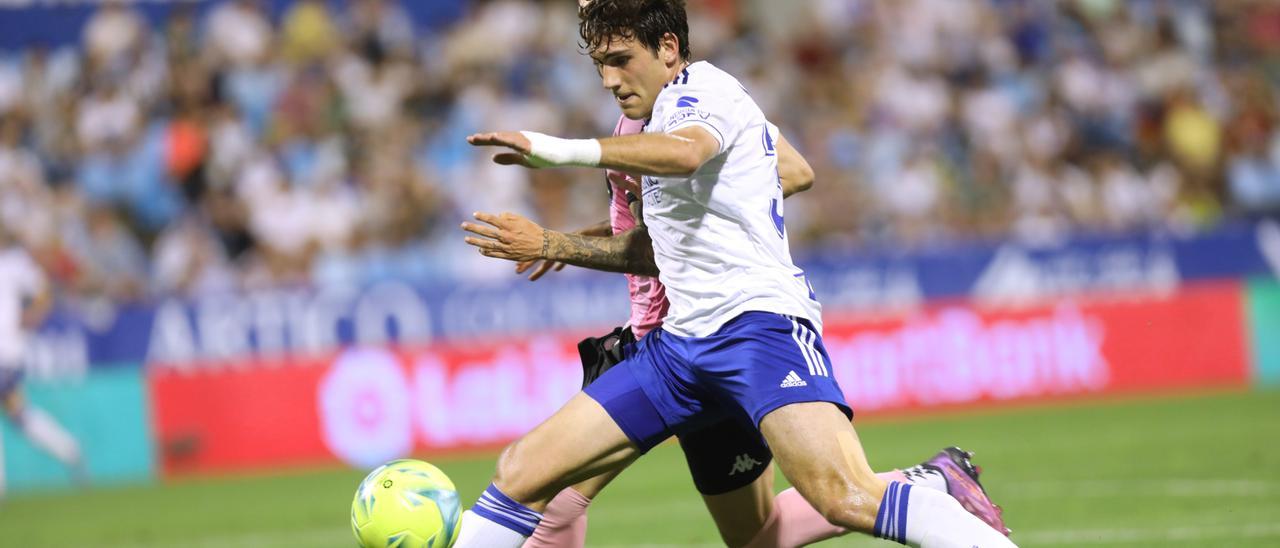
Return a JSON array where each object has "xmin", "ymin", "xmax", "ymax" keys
[
  {"xmin": 681, "ymin": 417, "xmax": 916, "ymax": 548},
  {"xmin": 676, "ymin": 421, "xmax": 775, "ymax": 547},
  {"xmin": 523, "ymin": 463, "xmax": 633, "ymax": 548},
  {"xmin": 760, "ymin": 403, "xmax": 1016, "ymax": 547}
]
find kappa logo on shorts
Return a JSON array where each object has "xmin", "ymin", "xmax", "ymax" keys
[
  {"xmin": 728, "ymin": 453, "xmax": 764, "ymax": 476},
  {"xmin": 779, "ymin": 370, "xmax": 807, "ymax": 388}
]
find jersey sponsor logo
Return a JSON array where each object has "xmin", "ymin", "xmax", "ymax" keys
[
  {"xmin": 728, "ymin": 453, "xmax": 764, "ymax": 476},
  {"xmin": 667, "ymin": 96, "xmax": 711, "ymax": 130},
  {"xmin": 780, "ymin": 369, "xmax": 808, "ymax": 388},
  {"xmin": 666, "ymin": 107, "xmax": 711, "ymax": 130}
]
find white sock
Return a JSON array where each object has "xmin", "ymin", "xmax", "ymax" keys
[
  {"xmin": 456, "ymin": 510, "xmax": 532, "ymax": 548},
  {"xmin": 19, "ymin": 407, "xmax": 82, "ymax": 468},
  {"xmin": 876, "ymin": 482, "xmax": 1017, "ymax": 548}
]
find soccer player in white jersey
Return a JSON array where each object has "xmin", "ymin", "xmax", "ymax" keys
[
  {"xmin": 0, "ymin": 226, "xmax": 84, "ymax": 495},
  {"xmin": 455, "ymin": 1, "xmax": 1018, "ymax": 546},
  {"xmin": 463, "ymin": 114, "xmax": 1008, "ymax": 546}
]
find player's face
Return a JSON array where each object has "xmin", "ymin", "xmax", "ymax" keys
[{"xmin": 590, "ymin": 35, "xmax": 679, "ymax": 120}]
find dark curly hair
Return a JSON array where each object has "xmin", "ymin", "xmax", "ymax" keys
[{"xmin": 579, "ymin": 0, "xmax": 691, "ymax": 61}]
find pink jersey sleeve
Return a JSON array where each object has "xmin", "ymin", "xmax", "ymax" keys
[{"xmin": 607, "ymin": 116, "xmax": 668, "ymax": 338}]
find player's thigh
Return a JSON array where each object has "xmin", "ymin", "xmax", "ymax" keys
[
  {"xmin": 500, "ymin": 333, "xmax": 685, "ymax": 508},
  {"xmin": 758, "ymin": 401, "xmax": 886, "ymax": 533},
  {"xmin": 494, "ymin": 392, "xmax": 640, "ymax": 510},
  {"xmin": 679, "ymin": 419, "xmax": 776, "ymax": 546}
]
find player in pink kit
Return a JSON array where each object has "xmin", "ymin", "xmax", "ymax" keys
[
  {"xmin": 599, "ymin": 116, "xmax": 667, "ymax": 335},
  {"xmin": 463, "ymin": 116, "xmax": 1008, "ymax": 547}
]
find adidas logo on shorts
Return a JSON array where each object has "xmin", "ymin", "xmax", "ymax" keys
[{"xmin": 780, "ymin": 370, "xmax": 807, "ymax": 388}]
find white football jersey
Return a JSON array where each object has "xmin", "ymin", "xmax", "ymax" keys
[
  {"xmin": 0, "ymin": 246, "xmax": 44, "ymax": 365},
  {"xmin": 641, "ymin": 61, "xmax": 821, "ymax": 337}
]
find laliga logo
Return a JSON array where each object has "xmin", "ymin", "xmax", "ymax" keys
[
  {"xmin": 317, "ymin": 348, "xmax": 414, "ymax": 469},
  {"xmin": 317, "ymin": 343, "xmax": 580, "ymax": 468}
]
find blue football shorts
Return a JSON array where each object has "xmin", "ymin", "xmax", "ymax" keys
[{"xmin": 584, "ymin": 311, "xmax": 852, "ymax": 460}]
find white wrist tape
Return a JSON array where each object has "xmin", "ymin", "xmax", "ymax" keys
[{"xmin": 520, "ymin": 131, "xmax": 602, "ymax": 168}]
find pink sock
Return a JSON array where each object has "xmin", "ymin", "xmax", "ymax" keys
[
  {"xmin": 522, "ymin": 487, "xmax": 591, "ymax": 548},
  {"xmin": 745, "ymin": 471, "xmax": 909, "ymax": 548}
]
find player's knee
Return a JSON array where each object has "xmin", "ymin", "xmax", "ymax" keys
[
  {"xmin": 491, "ymin": 440, "xmax": 554, "ymax": 507},
  {"xmin": 806, "ymin": 480, "xmax": 880, "ymax": 531},
  {"xmin": 491, "ymin": 443, "xmax": 526, "ymax": 495},
  {"xmin": 817, "ymin": 501, "xmax": 863, "ymax": 531}
]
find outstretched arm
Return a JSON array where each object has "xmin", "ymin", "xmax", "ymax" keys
[
  {"xmin": 469, "ymin": 125, "xmax": 814, "ymax": 195},
  {"xmin": 467, "ymin": 126, "xmax": 720, "ymax": 178},
  {"xmin": 462, "ymin": 212, "xmax": 658, "ymax": 277}
]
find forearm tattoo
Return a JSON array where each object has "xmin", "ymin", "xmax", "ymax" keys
[{"xmin": 545, "ymin": 229, "xmax": 658, "ymax": 276}]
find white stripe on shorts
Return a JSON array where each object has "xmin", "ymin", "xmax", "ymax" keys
[
  {"xmin": 789, "ymin": 319, "xmax": 817, "ymax": 376},
  {"xmin": 796, "ymin": 320, "xmax": 827, "ymax": 377}
]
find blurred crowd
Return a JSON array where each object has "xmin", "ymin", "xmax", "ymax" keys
[{"xmin": 0, "ymin": 0, "xmax": 1278, "ymax": 303}]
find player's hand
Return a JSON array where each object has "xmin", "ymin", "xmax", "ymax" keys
[
  {"xmin": 515, "ymin": 259, "xmax": 567, "ymax": 281},
  {"xmin": 461, "ymin": 211, "xmax": 546, "ymax": 262},
  {"xmin": 467, "ymin": 131, "xmax": 538, "ymax": 168}
]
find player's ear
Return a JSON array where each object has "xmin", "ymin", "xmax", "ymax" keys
[{"xmin": 660, "ymin": 32, "xmax": 680, "ymax": 66}]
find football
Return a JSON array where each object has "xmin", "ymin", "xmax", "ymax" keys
[{"xmin": 351, "ymin": 459, "xmax": 462, "ymax": 548}]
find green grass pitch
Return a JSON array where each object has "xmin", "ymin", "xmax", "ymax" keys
[{"xmin": 2, "ymin": 390, "xmax": 1277, "ymax": 547}]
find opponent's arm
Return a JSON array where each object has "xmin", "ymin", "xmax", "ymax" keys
[
  {"xmin": 546, "ymin": 226, "xmax": 657, "ymax": 277},
  {"xmin": 549, "ymin": 193, "xmax": 654, "ymax": 276},
  {"xmin": 776, "ymin": 132, "xmax": 815, "ymax": 197},
  {"xmin": 467, "ymin": 126, "xmax": 720, "ymax": 178},
  {"xmin": 463, "ymin": 212, "xmax": 658, "ymax": 277},
  {"xmin": 514, "ymin": 219, "xmax": 613, "ymax": 281}
]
